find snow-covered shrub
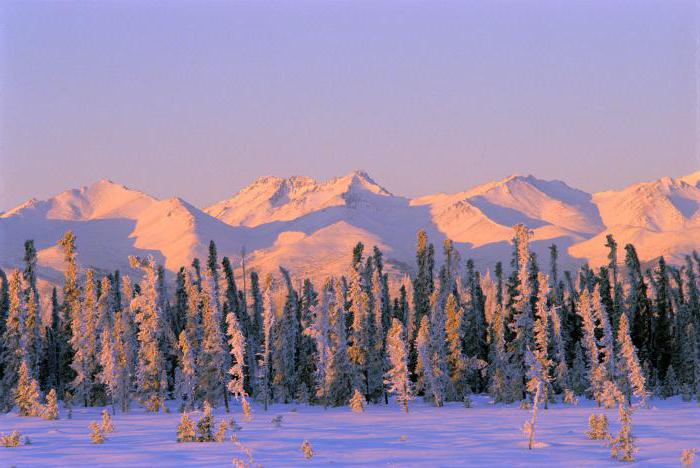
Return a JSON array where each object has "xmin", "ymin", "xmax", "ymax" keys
[
  {"xmin": 585, "ymin": 414, "xmax": 609, "ymax": 440},
  {"xmin": 41, "ymin": 389, "xmax": 59, "ymax": 420},
  {"xmin": 101, "ymin": 409, "xmax": 114, "ymax": 433},
  {"xmin": 349, "ymin": 389, "xmax": 365, "ymax": 413},
  {"xmin": 301, "ymin": 440, "xmax": 314, "ymax": 459},
  {"xmin": 242, "ymin": 397, "xmax": 252, "ymax": 423},
  {"xmin": 563, "ymin": 389, "xmax": 579, "ymax": 406},
  {"xmin": 89, "ymin": 422, "xmax": 106, "ymax": 444},
  {"xmin": 271, "ymin": 415, "xmax": 283, "ymax": 427},
  {"xmin": 15, "ymin": 361, "xmax": 42, "ymax": 417},
  {"xmin": 463, "ymin": 394, "xmax": 472, "ymax": 408},
  {"xmin": 610, "ymin": 404, "xmax": 636, "ymax": 462},
  {"xmin": 177, "ymin": 414, "xmax": 196, "ymax": 443},
  {"xmin": 1, "ymin": 431, "xmax": 22, "ymax": 448},
  {"xmin": 197, "ymin": 402, "xmax": 215, "ymax": 442},
  {"xmin": 228, "ymin": 416, "xmax": 242, "ymax": 432},
  {"xmin": 214, "ymin": 421, "xmax": 228, "ymax": 442},
  {"xmin": 681, "ymin": 449, "xmax": 697, "ymax": 466}
]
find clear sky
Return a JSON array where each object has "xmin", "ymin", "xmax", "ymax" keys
[{"xmin": 1, "ymin": 0, "xmax": 697, "ymax": 210}]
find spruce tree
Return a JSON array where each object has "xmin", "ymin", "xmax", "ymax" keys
[
  {"xmin": 305, "ymin": 281, "xmax": 332, "ymax": 406},
  {"xmin": 197, "ymin": 268, "xmax": 227, "ymax": 408},
  {"xmin": 0, "ymin": 270, "xmax": 27, "ymax": 410},
  {"xmin": 176, "ymin": 331, "xmax": 197, "ymax": 411},
  {"xmin": 384, "ymin": 318, "xmax": 413, "ymax": 413},
  {"xmin": 129, "ymin": 256, "xmax": 167, "ymax": 412},
  {"xmin": 22, "ymin": 240, "xmax": 42, "ymax": 379},
  {"xmin": 15, "ymin": 360, "xmax": 41, "ymax": 416},
  {"xmin": 272, "ymin": 267, "xmax": 299, "ymax": 403},
  {"xmin": 58, "ymin": 231, "xmax": 80, "ymax": 396},
  {"xmin": 257, "ymin": 276, "xmax": 275, "ymax": 410},
  {"xmin": 327, "ymin": 279, "xmax": 353, "ymax": 406}
]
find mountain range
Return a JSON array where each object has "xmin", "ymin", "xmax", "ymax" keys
[{"xmin": 2, "ymin": 170, "xmax": 700, "ymax": 284}]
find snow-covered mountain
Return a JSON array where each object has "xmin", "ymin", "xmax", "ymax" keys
[
  {"xmin": 570, "ymin": 172, "xmax": 700, "ymax": 266},
  {"xmin": 2, "ymin": 171, "xmax": 700, "ymax": 283}
]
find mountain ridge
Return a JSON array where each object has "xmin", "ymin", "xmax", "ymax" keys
[{"xmin": 2, "ymin": 170, "xmax": 700, "ymax": 283}]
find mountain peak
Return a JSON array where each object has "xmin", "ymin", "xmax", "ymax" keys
[{"xmin": 678, "ymin": 171, "xmax": 700, "ymax": 188}]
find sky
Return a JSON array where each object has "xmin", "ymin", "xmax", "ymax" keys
[{"xmin": 0, "ymin": 0, "xmax": 698, "ymax": 210}]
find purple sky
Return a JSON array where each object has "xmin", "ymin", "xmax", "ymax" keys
[{"xmin": 1, "ymin": 0, "xmax": 697, "ymax": 210}]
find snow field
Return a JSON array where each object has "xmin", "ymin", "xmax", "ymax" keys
[{"xmin": 1, "ymin": 396, "xmax": 698, "ymax": 467}]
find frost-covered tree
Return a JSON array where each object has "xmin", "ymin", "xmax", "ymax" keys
[
  {"xmin": 1, "ymin": 270, "xmax": 27, "ymax": 410},
  {"xmin": 327, "ymin": 280, "xmax": 353, "ymax": 406},
  {"xmin": 15, "ymin": 360, "xmax": 41, "ymax": 416},
  {"xmin": 349, "ymin": 388, "xmax": 365, "ymax": 413},
  {"xmin": 348, "ymin": 265, "xmax": 371, "ymax": 397},
  {"xmin": 610, "ymin": 403, "xmax": 637, "ymax": 462},
  {"xmin": 129, "ymin": 256, "xmax": 166, "ymax": 412},
  {"xmin": 532, "ymin": 273, "xmax": 552, "ymax": 408},
  {"xmin": 305, "ymin": 281, "xmax": 332, "ymax": 406},
  {"xmin": 177, "ymin": 413, "xmax": 196, "ymax": 442},
  {"xmin": 197, "ymin": 269, "xmax": 227, "ymax": 408},
  {"xmin": 272, "ymin": 267, "xmax": 299, "ymax": 403},
  {"xmin": 22, "ymin": 240, "xmax": 42, "ymax": 379},
  {"xmin": 524, "ymin": 347, "xmax": 546, "ymax": 449},
  {"xmin": 443, "ymin": 294, "xmax": 464, "ymax": 402},
  {"xmin": 42, "ymin": 388, "xmax": 59, "ymax": 420},
  {"xmin": 226, "ymin": 307, "xmax": 246, "ymax": 400},
  {"xmin": 176, "ymin": 331, "xmax": 197, "ymax": 411},
  {"xmin": 576, "ymin": 289, "xmax": 605, "ymax": 403},
  {"xmin": 99, "ymin": 328, "xmax": 119, "ymax": 413},
  {"xmin": 384, "ymin": 318, "xmax": 413, "ymax": 413},
  {"xmin": 415, "ymin": 315, "xmax": 436, "ymax": 404},
  {"xmin": 58, "ymin": 231, "xmax": 81, "ymax": 396},
  {"xmin": 615, "ymin": 313, "xmax": 648, "ymax": 405},
  {"xmin": 41, "ymin": 287, "xmax": 62, "ymax": 393},
  {"xmin": 505, "ymin": 224, "xmax": 535, "ymax": 402},
  {"xmin": 257, "ymin": 276, "xmax": 275, "ymax": 410},
  {"xmin": 114, "ymin": 301, "xmax": 136, "ymax": 412}
]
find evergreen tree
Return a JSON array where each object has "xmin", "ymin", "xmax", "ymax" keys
[
  {"xmin": 443, "ymin": 294, "xmax": 464, "ymax": 401},
  {"xmin": 1, "ymin": 270, "xmax": 27, "ymax": 410},
  {"xmin": 197, "ymin": 269, "xmax": 227, "ymax": 408},
  {"xmin": 129, "ymin": 256, "xmax": 167, "ymax": 412},
  {"xmin": 22, "ymin": 240, "xmax": 42, "ymax": 378},
  {"xmin": 412, "ymin": 230, "xmax": 434, "ymax": 339},
  {"xmin": 506, "ymin": 224, "xmax": 535, "ymax": 402},
  {"xmin": 15, "ymin": 360, "xmax": 41, "ymax": 416},
  {"xmin": 624, "ymin": 244, "xmax": 653, "ymax": 370},
  {"xmin": 247, "ymin": 271, "xmax": 263, "ymax": 396},
  {"xmin": 176, "ymin": 331, "xmax": 197, "ymax": 411},
  {"xmin": 576, "ymin": 289, "xmax": 604, "ymax": 402},
  {"xmin": 42, "ymin": 388, "xmax": 59, "ymax": 420},
  {"xmin": 652, "ymin": 257, "xmax": 673, "ymax": 389},
  {"xmin": 272, "ymin": 267, "xmax": 299, "ymax": 403},
  {"xmin": 99, "ymin": 328, "xmax": 119, "ymax": 413},
  {"xmin": 257, "ymin": 276, "xmax": 275, "ymax": 410},
  {"xmin": 225, "ymin": 307, "xmax": 246, "ymax": 400},
  {"xmin": 305, "ymin": 280, "xmax": 332, "ymax": 406},
  {"xmin": 384, "ymin": 318, "xmax": 413, "ymax": 413},
  {"xmin": 615, "ymin": 313, "xmax": 648, "ymax": 405},
  {"xmin": 327, "ymin": 279, "xmax": 353, "ymax": 406},
  {"xmin": 58, "ymin": 231, "xmax": 80, "ymax": 397},
  {"xmin": 532, "ymin": 272, "xmax": 552, "ymax": 407},
  {"xmin": 297, "ymin": 279, "xmax": 318, "ymax": 402},
  {"xmin": 41, "ymin": 287, "xmax": 62, "ymax": 393}
]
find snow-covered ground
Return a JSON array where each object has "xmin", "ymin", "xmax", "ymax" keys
[{"xmin": 1, "ymin": 396, "xmax": 698, "ymax": 466}]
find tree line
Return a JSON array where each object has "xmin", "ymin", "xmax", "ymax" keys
[{"xmin": 1, "ymin": 226, "xmax": 698, "ymax": 414}]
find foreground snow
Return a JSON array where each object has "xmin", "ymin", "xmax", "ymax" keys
[{"xmin": 1, "ymin": 396, "xmax": 698, "ymax": 467}]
